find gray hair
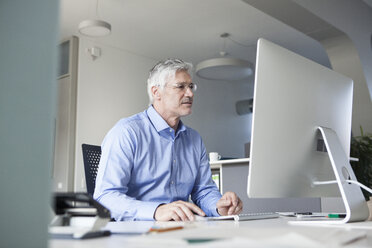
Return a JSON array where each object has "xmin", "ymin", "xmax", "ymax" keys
[{"xmin": 147, "ymin": 58, "xmax": 193, "ymax": 105}]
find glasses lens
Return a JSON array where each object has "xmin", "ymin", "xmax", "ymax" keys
[{"xmin": 171, "ymin": 83, "xmax": 197, "ymax": 92}]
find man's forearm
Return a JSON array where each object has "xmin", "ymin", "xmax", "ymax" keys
[
  {"xmin": 192, "ymin": 188, "xmax": 221, "ymax": 217},
  {"xmin": 96, "ymin": 191, "xmax": 163, "ymax": 221}
]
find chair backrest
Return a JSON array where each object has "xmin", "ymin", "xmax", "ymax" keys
[{"xmin": 82, "ymin": 143, "xmax": 102, "ymax": 196}]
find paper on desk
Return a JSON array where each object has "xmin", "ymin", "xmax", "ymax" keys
[
  {"xmin": 125, "ymin": 235, "xmax": 189, "ymax": 247},
  {"xmin": 125, "ymin": 232, "xmax": 322, "ymax": 248},
  {"xmin": 311, "ymin": 229, "xmax": 367, "ymax": 246},
  {"xmin": 189, "ymin": 233, "xmax": 322, "ymax": 248},
  {"xmin": 103, "ymin": 221, "xmax": 153, "ymax": 234},
  {"xmin": 103, "ymin": 221, "xmax": 188, "ymax": 235}
]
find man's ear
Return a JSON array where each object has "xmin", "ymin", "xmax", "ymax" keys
[{"xmin": 151, "ymin": 85, "xmax": 161, "ymax": 100}]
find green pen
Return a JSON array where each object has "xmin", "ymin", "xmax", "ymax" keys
[{"xmin": 328, "ymin": 214, "xmax": 346, "ymax": 218}]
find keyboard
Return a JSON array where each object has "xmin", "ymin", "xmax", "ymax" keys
[{"xmin": 196, "ymin": 212, "xmax": 280, "ymax": 221}]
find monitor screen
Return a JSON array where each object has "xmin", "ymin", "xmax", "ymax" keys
[{"xmin": 248, "ymin": 38, "xmax": 353, "ymax": 198}]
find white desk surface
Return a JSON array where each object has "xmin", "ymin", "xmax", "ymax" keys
[
  {"xmin": 49, "ymin": 217, "xmax": 372, "ymax": 248},
  {"xmin": 209, "ymin": 158, "xmax": 250, "ymax": 169},
  {"xmin": 209, "ymin": 157, "xmax": 358, "ymax": 166}
]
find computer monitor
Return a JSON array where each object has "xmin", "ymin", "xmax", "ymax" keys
[{"xmin": 247, "ymin": 38, "xmax": 369, "ymax": 223}]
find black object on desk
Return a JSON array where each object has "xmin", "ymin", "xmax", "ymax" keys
[{"xmin": 49, "ymin": 192, "xmax": 111, "ymax": 239}]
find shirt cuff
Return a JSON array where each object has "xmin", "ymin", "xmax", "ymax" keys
[
  {"xmin": 212, "ymin": 207, "xmax": 220, "ymax": 217},
  {"xmin": 205, "ymin": 198, "xmax": 220, "ymax": 217},
  {"xmin": 135, "ymin": 201, "xmax": 164, "ymax": 220}
]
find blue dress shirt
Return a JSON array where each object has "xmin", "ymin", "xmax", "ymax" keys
[{"xmin": 94, "ymin": 106, "xmax": 222, "ymax": 221}]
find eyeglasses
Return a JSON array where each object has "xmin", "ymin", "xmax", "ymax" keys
[{"xmin": 166, "ymin": 82, "xmax": 197, "ymax": 92}]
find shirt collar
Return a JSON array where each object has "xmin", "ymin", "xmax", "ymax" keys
[{"xmin": 146, "ymin": 105, "xmax": 187, "ymax": 134}]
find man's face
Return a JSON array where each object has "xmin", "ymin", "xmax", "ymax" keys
[{"xmin": 156, "ymin": 70, "xmax": 194, "ymax": 119}]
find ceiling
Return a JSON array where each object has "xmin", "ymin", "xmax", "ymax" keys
[{"xmin": 59, "ymin": 0, "xmax": 331, "ymax": 68}]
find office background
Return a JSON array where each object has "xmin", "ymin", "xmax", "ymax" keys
[
  {"xmin": 1, "ymin": 1, "xmax": 372, "ymax": 247},
  {"xmin": 57, "ymin": 0, "xmax": 372, "ymax": 193}
]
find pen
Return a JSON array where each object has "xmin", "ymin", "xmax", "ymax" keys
[
  {"xmin": 294, "ymin": 212, "xmax": 312, "ymax": 215},
  {"xmin": 296, "ymin": 214, "xmax": 328, "ymax": 219},
  {"xmin": 148, "ymin": 226, "xmax": 184, "ymax": 233},
  {"xmin": 327, "ymin": 214, "xmax": 346, "ymax": 218}
]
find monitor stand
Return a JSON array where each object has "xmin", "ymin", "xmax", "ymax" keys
[{"xmin": 295, "ymin": 126, "xmax": 369, "ymax": 224}]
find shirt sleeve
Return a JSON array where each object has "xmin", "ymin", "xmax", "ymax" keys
[
  {"xmin": 191, "ymin": 140, "xmax": 222, "ymax": 217},
  {"xmin": 93, "ymin": 122, "xmax": 163, "ymax": 221}
]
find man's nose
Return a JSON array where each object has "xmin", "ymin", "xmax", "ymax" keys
[{"xmin": 184, "ymin": 86, "xmax": 194, "ymax": 97}]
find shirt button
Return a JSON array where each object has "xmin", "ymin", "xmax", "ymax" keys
[
  {"xmin": 171, "ymin": 181, "xmax": 174, "ymax": 184},
  {"xmin": 173, "ymin": 160, "xmax": 176, "ymax": 163},
  {"xmin": 169, "ymin": 129, "xmax": 173, "ymax": 132}
]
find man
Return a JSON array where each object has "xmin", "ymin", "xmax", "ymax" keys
[{"xmin": 94, "ymin": 58, "xmax": 243, "ymax": 221}]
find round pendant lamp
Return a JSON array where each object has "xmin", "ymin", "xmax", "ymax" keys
[
  {"xmin": 78, "ymin": 0, "xmax": 111, "ymax": 37},
  {"xmin": 196, "ymin": 57, "xmax": 253, "ymax": 81},
  {"xmin": 196, "ymin": 33, "xmax": 254, "ymax": 81},
  {"xmin": 79, "ymin": 20, "xmax": 111, "ymax": 37}
]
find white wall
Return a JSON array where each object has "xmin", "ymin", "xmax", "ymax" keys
[
  {"xmin": 296, "ymin": 0, "xmax": 372, "ymax": 135},
  {"xmin": 74, "ymin": 38, "xmax": 253, "ymax": 191},
  {"xmin": 74, "ymin": 38, "xmax": 154, "ymax": 191},
  {"xmin": 184, "ymin": 78, "xmax": 254, "ymax": 158}
]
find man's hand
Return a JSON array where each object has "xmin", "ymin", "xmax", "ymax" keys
[
  {"xmin": 154, "ymin": 200, "xmax": 206, "ymax": 221},
  {"xmin": 216, "ymin": 191, "xmax": 243, "ymax": 216}
]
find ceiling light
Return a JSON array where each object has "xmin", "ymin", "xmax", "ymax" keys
[
  {"xmin": 196, "ymin": 57, "xmax": 253, "ymax": 81},
  {"xmin": 78, "ymin": 0, "xmax": 111, "ymax": 37},
  {"xmin": 79, "ymin": 20, "xmax": 111, "ymax": 37},
  {"xmin": 196, "ymin": 33, "xmax": 254, "ymax": 81}
]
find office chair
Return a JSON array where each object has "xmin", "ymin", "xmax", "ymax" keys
[{"xmin": 82, "ymin": 143, "xmax": 102, "ymax": 196}]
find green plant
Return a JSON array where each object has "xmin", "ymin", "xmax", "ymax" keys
[{"xmin": 350, "ymin": 126, "xmax": 372, "ymax": 200}]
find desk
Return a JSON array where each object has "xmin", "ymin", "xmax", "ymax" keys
[
  {"xmin": 210, "ymin": 158, "xmax": 358, "ymax": 214},
  {"xmin": 210, "ymin": 159, "xmax": 321, "ymax": 213},
  {"xmin": 49, "ymin": 217, "xmax": 372, "ymax": 248}
]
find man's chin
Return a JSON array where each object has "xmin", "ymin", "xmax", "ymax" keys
[{"xmin": 180, "ymin": 108, "xmax": 192, "ymax": 117}]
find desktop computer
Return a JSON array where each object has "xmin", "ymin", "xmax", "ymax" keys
[{"xmin": 247, "ymin": 38, "xmax": 369, "ymax": 223}]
